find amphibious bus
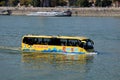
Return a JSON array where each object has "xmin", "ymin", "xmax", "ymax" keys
[{"xmin": 21, "ymin": 35, "xmax": 95, "ymax": 54}]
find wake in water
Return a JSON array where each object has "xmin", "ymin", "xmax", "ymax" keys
[
  {"xmin": 0, "ymin": 46, "xmax": 21, "ymax": 51},
  {"xmin": 88, "ymin": 51, "xmax": 99, "ymax": 55}
]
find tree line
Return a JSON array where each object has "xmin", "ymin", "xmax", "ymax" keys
[{"xmin": 0, "ymin": 0, "xmax": 119, "ymax": 7}]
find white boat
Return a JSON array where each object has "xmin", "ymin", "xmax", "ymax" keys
[
  {"xmin": 0, "ymin": 10, "xmax": 12, "ymax": 15},
  {"xmin": 26, "ymin": 10, "xmax": 72, "ymax": 17}
]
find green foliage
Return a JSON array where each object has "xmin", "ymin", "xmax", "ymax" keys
[
  {"xmin": 102, "ymin": 0, "xmax": 112, "ymax": 7},
  {"xmin": 0, "ymin": 0, "xmax": 114, "ymax": 7},
  {"xmin": 32, "ymin": 0, "xmax": 40, "ymax": 7},
  {"xmin": 95, "ymin": 0, "xmax": 112, "ymax": 7},
  {"xmin": 20, "ymin": 0, "xmax": 32, "ymax": 6},
  {"xmin": 95, "ymin": 0, "xmax": 101, "ymax": 7},
  {"xmin": 75, "ymin": 0, "xmax": 81, "ymax": 7},
  {"xmin": 57, "ymin": 0, "xmax": 67, "ymax": 6},
  {"xmin": 80, "ymin": 0, "xmax": 89, "ymax": 7},
  {"xmin": 0, "ymin": 0, "xmax": 19, "ymax": 6},
  {"xmin": 113, "ymin": 0, "xmax": 120, "ymax": 2},
  {"xmin": 0, "ymin": 1, "xmax": 5, "ymax": 6},
  {"xmin": 10, "ymin": 0, "xmax": 19, "ymax": 6},
  {"xmin": 75, "ymin": 0, "xmax": 90, "ymax": 7}
]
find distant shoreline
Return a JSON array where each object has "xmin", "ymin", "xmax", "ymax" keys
[{"xmin": 0, "ymin": 7, "xmax": 120, "ymax": 16}]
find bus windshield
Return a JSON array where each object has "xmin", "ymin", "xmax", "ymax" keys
[{"xmin": 81, "ymin": 39, "xmax": 94, "ymax": 49}]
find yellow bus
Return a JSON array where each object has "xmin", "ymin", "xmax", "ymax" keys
[{"xmin": 21, "ymin": 35, "xmax": 95, "ymax": 54}]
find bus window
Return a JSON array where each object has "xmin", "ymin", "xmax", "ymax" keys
[
  {"xmin": 28, "ymin": 37, "xmax": 34, "ymax": 45},
  {"xmin": 43, "ymin": 38, "xmax": 51, "ymax": 45},
  {"xmin": 49, "ymin": 38, "xmax": 60, "ymax": 45},
  {"xmin": 33, "ymin": 38, "xmax": 38, "ymax": 44},
  {"xmin": 23, "ymin": 37, "xmax": 28, "ymax": 44},
  {"xmin": 23, "ymin": 37, "xmax": 34, "ymax": 45},
  {"xmin": 68, "ymin": 39, "xmax": 81, "ymax": 47},
  {"xmin": 60, "ymin": 39, "xmax": 67, "ymax": 46},
  {"xmin": 37, "ymin": 38, "xmax": 42, "ymax": 44}
]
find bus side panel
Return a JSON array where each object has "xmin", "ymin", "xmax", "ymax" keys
[{"xmin": 22, "ymin": 43, "xmax": 87, "ymax": 54}]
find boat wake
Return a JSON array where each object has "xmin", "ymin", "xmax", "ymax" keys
[
  {"xmin": 0, "ymin": 46, "xmax": 21, "ymax": 51},
  {"xmin": 88, "ymin": 52, "xmax": 99, "ymax": 55}
]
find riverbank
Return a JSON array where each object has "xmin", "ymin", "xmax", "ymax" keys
[{"xmin": 0, "ymin": 7, "xmax": 120, "ymax": 16}]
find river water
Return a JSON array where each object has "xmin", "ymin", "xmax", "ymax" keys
[{"xmin": 0, "ymin": 16, "xmax": 120, "ymax": 80}]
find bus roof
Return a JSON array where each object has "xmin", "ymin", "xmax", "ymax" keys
[{"xmin": 22, "ymin": 35, "xmax": 89, "ymax": 40}]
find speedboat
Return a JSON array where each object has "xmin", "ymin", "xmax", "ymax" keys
[
  {"xmin": 26, "ymin": 10, "xmax": 72, "ymax": 17},
  {"xmin": 0, "ymin": 10, "xmax": 12, "ymax": 15}
]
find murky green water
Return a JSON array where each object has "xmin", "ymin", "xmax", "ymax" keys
[{"xmin": 0, "ymin": 16, "xmax": 120, "ymax": 80}]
